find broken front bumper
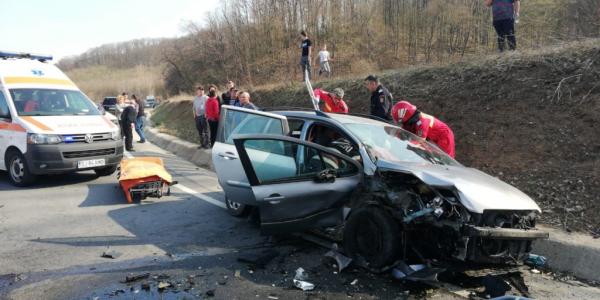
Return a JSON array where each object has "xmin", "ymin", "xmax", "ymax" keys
[
  {"xmin": 464, "ymin": 225, "xmax": 549, "ymax": 240},
  {"xmin": 461, "ymin": 226, "xmax": 549, "ymax": 264}
]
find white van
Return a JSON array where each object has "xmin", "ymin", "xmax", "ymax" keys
[{"xmin": 0, "ymin": 51, "xmax": 123, "ymax": 186}]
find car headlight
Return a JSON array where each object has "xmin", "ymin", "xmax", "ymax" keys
[
  {"xmin": 111, "ymin": 130, "xmax": 121, "ymax": 140},
  {"xmin": 27, "ymin": 133, "xmax": 62, "ymax": 144}
]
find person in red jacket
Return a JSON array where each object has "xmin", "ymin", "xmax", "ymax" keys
[
  {"xmin": 313, "ymin": 88, "xmax": 348, "ymax": 114},
  {"xmin": 391, "ymin": 101, "xmax": 456, "ymax": 158},
  {"xmin": 205, "ymin": 89, "xmax": 220, "ymax": 148}
]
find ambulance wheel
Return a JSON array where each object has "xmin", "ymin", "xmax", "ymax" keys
[
  {"xmin": 94, "ymin": 165, "xmax": 118, "ymax": 176},
  {"xmin": 225, "ymin": 196, "xmax": 251, "ymax": 217},
  {"xmin": 6, "ymin": 150, "xmax": 37, "ymax": 187},
  {"xmin": 343, "ymin": 206, "xmax": 401, "ymax": 271}
]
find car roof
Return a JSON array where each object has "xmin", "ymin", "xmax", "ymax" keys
[
  {"xmin": 0, "ymin": 58, "xmax": 76, "ymax": 90},
  {"xmin": 272, "ymin": 110, "xmax": 390, "ymax": 127}
]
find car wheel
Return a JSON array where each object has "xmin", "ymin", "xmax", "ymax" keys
[
  {"xmin": 6, "ymin": 150, "xmax": 37, "ymax": 187},
  {"xmin": 94, "ymin": 165, "xmax": 118, "ymax": 176},
  {"xmin": 225, "ymin": 196, "xmax": 252, "ymax": 217},
  {"xmin": 343, "ymin": 206, "xmax": 401, "ymax": 270}
]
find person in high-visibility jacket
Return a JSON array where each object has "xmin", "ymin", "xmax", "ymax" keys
[
  {"xmin": 391, "ymin": 101, "xmax": 456, "ymax": 158},
  {"xmin": 313, "ymin": 88, "xmax": 348, "ymax": 114}
]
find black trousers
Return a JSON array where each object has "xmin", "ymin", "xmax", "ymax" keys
[
  {"xmin": 208, "ymin": 120, "xmax": 219, "ymax": 148},
  {"xmin": 121, "ymin": 121, "xmax": 134, "ymax": 150},
  {"xmin": 493, "ymin": 19, "xmax": 516, "ymax": 52}
]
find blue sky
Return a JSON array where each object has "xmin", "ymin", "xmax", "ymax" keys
[{"xmin": 0, "ymin": 0, "xmax": 219, "ymax": 61}]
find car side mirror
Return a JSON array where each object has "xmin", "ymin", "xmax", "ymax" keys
[{"xmin": 314, "ymin": 168, "xmax": 336, "ymax": 183}]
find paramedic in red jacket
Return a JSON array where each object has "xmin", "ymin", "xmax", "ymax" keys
[
  {"xmin": 205, "ymin": 89, "xmax": 220, "ymax": 148},
  {"xmin": 314, "ymin": 88, "xmax": 348, "ymax": 114},
  {"xmin": 391, "ymin": 101, "xmax": 456, "ymax": 158}
]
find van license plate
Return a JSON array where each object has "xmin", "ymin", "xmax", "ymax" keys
[{"xmin": 78, "ymin": 159, "xmax": 106, "ymax": 169}]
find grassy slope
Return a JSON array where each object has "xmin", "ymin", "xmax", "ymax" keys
[{"xmin": 153, "ymin": 41, "xmax": 600, "ymax": 232}]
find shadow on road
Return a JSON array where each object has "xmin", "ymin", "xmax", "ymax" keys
[
  {"xmin": 78, "ymin": 183, "xmax": 128, "ymax": 207},
  {"xmin": 0, "ymin": 170, "xmax": 101, "ymax": 191}
]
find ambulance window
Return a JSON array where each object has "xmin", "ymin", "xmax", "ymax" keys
[{"xmin": 0, "ymin": 92, "xmax": 10, "ymax": 119}]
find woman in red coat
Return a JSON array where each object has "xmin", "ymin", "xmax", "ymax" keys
[{"xmin": 205, "ymin": 89, "xmax": 220, "ymax": 147}]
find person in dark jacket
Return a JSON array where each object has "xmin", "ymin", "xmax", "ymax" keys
[
  {"xmin": 132, "ymin": 94, "xmax": 146, "ymax": 143},
  {"xmin": 121, "ymin": 100, "xmax": 138, "ymax": 151},
  {"xmin": 221, "ymin": 81, "xmax": 235, "ymax": 105},
  {"xmin": 485, "ymin": 0, "xmax": 520, "ymax": 52},
  {"xmin": 364, "ymin": 75, "xmax": 393, "ymax": 121}
]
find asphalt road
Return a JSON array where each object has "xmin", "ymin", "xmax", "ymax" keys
[{"xmin": 1, "ymin": 135, "xmax": 599, "ymax": 299}]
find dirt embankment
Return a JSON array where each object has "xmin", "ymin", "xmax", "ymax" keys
[{"xmin": 153, "ymin": 42, "xmax": 600, "ymax": 233}]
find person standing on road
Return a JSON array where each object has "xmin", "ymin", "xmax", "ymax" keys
[
  {"xmin": 485, "ymin": 0, "xmax": 520, "ymax": 52},
  {"xmin": 238, "ymin": 92, "xmax": 258, "ymax": 110},
  {"xmin": 313, "ymin": 88, "xmax": 348, "ymax": 113},
  {"xmin": 205, "ymin": 89, "xmax": 220, "ymax": 148},
  {"xmin": 132, "ymin": 94, "xmax": 146, "ymax": 144},
  {"xmin": 299, "ymin": 30, "xmax": 312, "ymax": 80},
  {"xmin": 391, "ymin": 100, "xmax": 456, "ymax": 158},
  {"xmin": 121, "ymin": 99, "xmax": 138, "ymax": 152},
  {"xmin": 193, "ymin": 86, "xmax": 210, "ymax": 149},
  {"xmin": 317, "ymin": 44, "xmax": 333, "ymax": 78},
  {"xmin": 364, "ymin": 75, "xmax": 393, "ymax": 121}
]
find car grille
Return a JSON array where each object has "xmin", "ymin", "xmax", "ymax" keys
[
  {"xmin": 63, "ymin": 148, "xmax": 116, "ymax": 159},
  {"xmin": 63, "ymin": 133, "xmax": 112, "ymax": 143}
]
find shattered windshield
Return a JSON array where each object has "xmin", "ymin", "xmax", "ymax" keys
[
  {"xmin": 346, "ymin": 123, "xmax": 459, "ymax": 166},
  {"xmin": 10, "ymin": 88, "xmax": 101, "ymax": 116}
]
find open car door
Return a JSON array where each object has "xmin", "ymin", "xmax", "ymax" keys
[
  {"xmin": 233, "ymin": 134, "xmax": 363, "ymax": 234},
  {"xmin": 212, "ymin": 106, "xmax": 289, "ymax": 205}
]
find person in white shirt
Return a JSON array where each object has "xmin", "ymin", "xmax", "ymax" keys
[
  {"xmin": 317, "ymin": 44, "xmax": 333, "ymax": 78},
  {"xmin": 192, "ymin": 86, "xmax": 210, "ymax": 148}
]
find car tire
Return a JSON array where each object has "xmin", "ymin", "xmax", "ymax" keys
[
  {"xmin": 225, "ymin": 196, "xmax": 252, "ymax": 217},
  {"xmin": 94, "ymin": 165, "xmax": 118, "ymax": 176},
  {"xmin": 343, "ymin": 206, "xmax": 401, "ymax": 270},
  {"xmin": 6, "ymin": 150, "xmax": 37, "ymax": 187}
]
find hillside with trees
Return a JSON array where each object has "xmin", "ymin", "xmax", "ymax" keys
[{"xmin": 61, "ymin": 0, "xmax": 600, "ymax": 97}]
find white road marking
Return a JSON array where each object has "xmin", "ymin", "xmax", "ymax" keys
[
  {"xmin": 123, "ymin": 150, "xmax": 226, "ymax": 209},
  {"xmin": 173, "ymin": 183, "xmax": 226, "ymax": 209}
]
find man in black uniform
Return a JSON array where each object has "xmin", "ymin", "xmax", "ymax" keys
[
  {"xmin": 364, "ymin": 75, "xmax": 393, "ymax": 121},
  {"xmin": 121, "ymin": 101, "xmax": 138, "ymax": 151}
]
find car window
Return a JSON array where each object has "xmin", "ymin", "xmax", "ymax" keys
[
  {"xmin": 346, "ymin": 123, "xmax": 458, "ymax": 166},
  {"xmin": 0, "ymin": 91, "xmax": 10, "ymax": 119},
  {"xmin": 220, "ymin": 109, "xmax": 284, "ymax": 144},
  {"xmin": 10, "ymin": 88, "xmax": 100, "ymax": 116},
  {"xmin": 242, "ymin": 139, "xmax": 358, "ymax": 185},
  {"xmin": 307, "ymin": 123, "xmax": 360, "ymax": 160},
  {"xmin": 287, "ymin": 119, "xmax": 305, "ymax": 139}
]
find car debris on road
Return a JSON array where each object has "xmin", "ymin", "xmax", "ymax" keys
[
  {"xmin": 293, "ymin": 267, "xmax": 316, "ymax": 291},
  {"xmin": 323, "ymin": 249, "xmax": 352, "ymax": 273}
]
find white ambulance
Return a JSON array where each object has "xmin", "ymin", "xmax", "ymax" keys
[{"xmin": 0, "ymin": 51, "xmax": 123, "ymax": 186}]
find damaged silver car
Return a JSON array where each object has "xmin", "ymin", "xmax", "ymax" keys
[{"xmin": 212, "ymin": 105, "xmax": 549, "ymax": 270}]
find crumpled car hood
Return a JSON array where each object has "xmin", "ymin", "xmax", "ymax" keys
[{"xmin": 375, "ymin": 160, "xmax": 541, "ymax": 214}]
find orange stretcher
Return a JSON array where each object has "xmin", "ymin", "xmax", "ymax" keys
[{"xmin": 118, "ymin": 157, "xmax": 177, "ymax": 203}]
